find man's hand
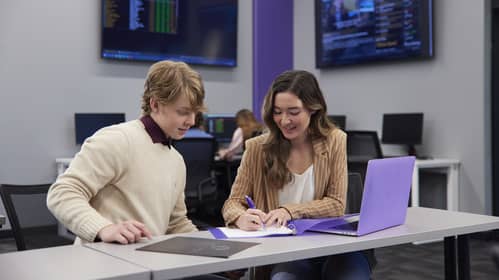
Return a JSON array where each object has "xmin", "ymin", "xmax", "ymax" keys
[{"xmin": 97, "ymin": 220, "xmax": 152, "ymax": 244}]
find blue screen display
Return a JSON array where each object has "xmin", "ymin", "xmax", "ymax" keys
[
  {"xmin": 315, "ymin": 0, "xmax": 433, "ymax": 68},
  {"xmin": 101, "ymin": 0, "xmax": 237, "ymax": 67}
]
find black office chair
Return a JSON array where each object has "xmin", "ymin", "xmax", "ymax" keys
[
  {"xmin": 0, "ymin": 184, "xmax": 73, "ymax": 251},
  {"xmin": 346, "ymin": 172, "xmax": 364, "ymax": 214},
  {"xmin": 346, "ymin": 130, "xmax": 383, "ymax": 160},
  {"xmin": 173, "ymin": 138, "xmax": 219, "ymax": 216},
  {"xmin": 346, "ymin": 130, "xmax": 383, "ymax": 183}
]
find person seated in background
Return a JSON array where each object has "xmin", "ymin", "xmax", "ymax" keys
[
  {"xmin": 218, "ymin": 109, "xmax": 263, "ymax": 160},
  {"xmin": 184, "ymin": 112, "xmax": 214, "ymax": 139}
]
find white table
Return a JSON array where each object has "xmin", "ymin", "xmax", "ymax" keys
[
  {"xmin": 0, "ymin": 245, "xmax": 150, "ymax": 280},
  {"xmin": 55, "ymin": 157, "xmax": 72, "ymax": 177},
  {"xmin": 412, "ymin": 159, "xmax": 460, "ymax": 211},
  {"xmin": 85, "ymin": 207, "xmax": 499, "ymax": 280}
]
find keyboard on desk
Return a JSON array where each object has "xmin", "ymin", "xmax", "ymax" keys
[{"xmin": 334, "ymin": 221, "xmax": 359, "ymax": 231}]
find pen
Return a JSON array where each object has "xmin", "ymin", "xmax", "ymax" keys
[
  {"xmin": 245, "ymin": 195, "xmax": 265, "ymax": 229},
  {"xmin": 245, "ymin": 195, "xmax": 256, "ymax": 209}
]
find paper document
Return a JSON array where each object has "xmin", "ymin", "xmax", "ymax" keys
[
  {"xmin": 209, "ymin": 214, "xmax": 360, "ymax": 239},
  {"xmin": 210, "ymin": 226, "xmax": 294, "ymax": 239}
]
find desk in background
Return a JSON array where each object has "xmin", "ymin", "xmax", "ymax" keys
[
  {"xmin": 0, "ymin": 244, "xmax": 150, "ymax": 280},
  {"xmin": 85, "ymin": 207, "xmax": 499, "ymax": 280},
  {"xmin": 348, "ymin": 157, "xmax": 460, "ymax": 212},
  {"xmin": 412, "ymin": 159, "xmax": 460, "ymax": 211}
]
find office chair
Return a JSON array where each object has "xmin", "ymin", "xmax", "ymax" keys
[
  {"xmin": 346, "ymin": 130, "xmax": 383, "ymax": 183},
  {"xmin": 0, "ymin": 184, "xmax": 73, "ymax": 251},
  {"xmin": 346, "ymin": 130, "xmax": 383, "ymax": 160},
  {"xmin": 173, "ymin": 138, "xmax": 219, "ymax": 217},
  {"xmin": 346, "ymin": 172, "xmax": 364, "ymax": 214}
]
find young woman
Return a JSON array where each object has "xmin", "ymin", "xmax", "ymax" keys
[{"xmin": 222, "ymin": 70, "xmax": 372, "ymax": 280}]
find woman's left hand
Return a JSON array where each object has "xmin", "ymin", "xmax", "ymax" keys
[{"xmin": 263, "ymin": 208, "xmax": 291, "ymax": 227}]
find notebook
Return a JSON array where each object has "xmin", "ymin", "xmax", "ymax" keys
[
  {"xmin": 137, "ymin": 236, "xmax": 259, "ymax": 258},
  {"xmin": 309, "ymin": 156, "xmax": 416, "ymax": 236}
]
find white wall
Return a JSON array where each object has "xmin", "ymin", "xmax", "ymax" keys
[
  {"xmin": 294, "ymin": 0, "xmax": 491, "ymax": 214},
  {"xmin": 0, "ymin": 0, "xmax": 252, "ymax": 228}
]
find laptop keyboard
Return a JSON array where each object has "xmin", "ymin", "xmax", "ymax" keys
[{"xmin": 335, "ymin": 221, "xmax": 359, "ymax": 231}]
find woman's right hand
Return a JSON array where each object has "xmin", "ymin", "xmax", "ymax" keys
[
  {"xmin": 97, "ymin": 220, "xmax": 152, "ymax": 244},
  {"xmin": 235, "ymin": 208, "xmax": 267, "ymax": 231}
]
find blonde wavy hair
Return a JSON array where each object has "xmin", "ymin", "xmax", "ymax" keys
[
  {"xmin": 141, "ymin": 60, "xmax": 205, "ymax": 115},
  {"xmin": 261, "ymin": 70, "xmax": 335, "ymax": 189},
  {"xmin": 235, "ymin": 109, "xmax": 263, "ymax": 142}
]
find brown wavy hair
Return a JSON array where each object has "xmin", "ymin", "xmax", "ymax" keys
[
  {"xmin": 141, "ymin": 60, "xmax": 205, "ymax": 115},
  {"xmin": 235, "ymin": 109, "xmax": 263, "ymax": 142},
  {"xmin": 261, "ymin": 70, "xmax": 335, "ymax": 189}
]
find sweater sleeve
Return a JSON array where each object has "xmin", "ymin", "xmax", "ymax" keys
[
  {"xmin": 166, "ymin": 160, "xmax": 197, "ymax": 234},
  {"xmin": 47, "ymin": 127, "xmax": 129, "ymax": 242}
]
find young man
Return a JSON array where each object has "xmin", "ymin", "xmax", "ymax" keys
[{"xmin": 47, "ymin": 60, "xmax": 204, "ymax": 244}]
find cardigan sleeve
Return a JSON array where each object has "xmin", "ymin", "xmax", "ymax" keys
[{"xmin": 221, "ymin": 137, "xmax": 260, "ymax": 226}]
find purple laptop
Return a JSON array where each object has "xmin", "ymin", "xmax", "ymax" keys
[{"xmin": 311, "ymin": 156, "xmax": 416, "ymax": 236}]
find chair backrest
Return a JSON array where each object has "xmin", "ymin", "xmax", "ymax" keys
[
  {"xmin": 346, "ymin": 173, "xmax": 364, "ymax": 214},
  {"xmin": 173, "ymin": 138, "xmax": 217, "ymax": 207},
  {"xmin": 0, "ymin": 184, "xmax": 59, "ymax": 250},
  {"xmin": 346, "ymin": 130, "xmax": 383, "ymax": 159}
]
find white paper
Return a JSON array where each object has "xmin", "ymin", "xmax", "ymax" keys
[{"xmin": 217, "ymin": 226, "xmax": 294, "ymax": 238}]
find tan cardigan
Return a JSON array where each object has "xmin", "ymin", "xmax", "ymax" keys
[{"xmin": 222, "ymin": 129, "xmax": 348, "ymax": 226}]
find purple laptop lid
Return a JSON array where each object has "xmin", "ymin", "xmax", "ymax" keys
[{"xmin": 357, "ymin": 156, "xmax": 416, "ymax": 236}]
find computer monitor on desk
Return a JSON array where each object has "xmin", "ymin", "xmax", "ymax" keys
[
  {"xmin": 75, "ymin": 113, "xmax": 126, "ymax": 144},
  {"xmin": 382, "ymin": 113, "xmax": 423, "ymax": 157},
  {"xmin": 205, "ymin": 114, "xmax": 237, "ymax": 147},
  {"xmin": 328, "ymin": 115, "xmax": 346, "ymax": 130}
]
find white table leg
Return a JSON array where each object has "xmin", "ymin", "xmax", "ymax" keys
[
  {"xmin": 447, "ymin": 164, "xmax": 459, "ymax": 211},
  {"xmin": 412, "ymin": 165, "xmax": 420, "ymax": 207}
]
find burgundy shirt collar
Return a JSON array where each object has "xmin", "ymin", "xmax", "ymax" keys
[{"xmin": 140, "ymin": 115, "xmax": 172, "ymax": 148}]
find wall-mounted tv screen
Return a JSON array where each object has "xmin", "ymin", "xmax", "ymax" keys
[
  {"xmin": 315, "ymin": 0, "xmax": 433, "ymax": 68},
  {"xmin": 101, "ymin": 0, "xmax": 237, "ymax": 67}
]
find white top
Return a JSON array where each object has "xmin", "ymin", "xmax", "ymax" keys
[
  {"xmin": 226, "ymin": 127, "xmax": 244, "ymax": 154},
  {"xmin": 278, "ymin": 165, "xmax": 315, "ymax": 205}
]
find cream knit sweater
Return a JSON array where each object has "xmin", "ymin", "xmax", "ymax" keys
[{"xmin": 47, "ymin": 120, "xmax": 197, "ymax": 242}]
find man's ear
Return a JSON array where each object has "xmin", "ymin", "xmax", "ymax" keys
[{"xmin": 150, "ymin": 97, "xmax": 159, "ymax": 113}]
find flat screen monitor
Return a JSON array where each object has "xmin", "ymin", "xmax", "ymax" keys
[
  {"xmin": 328, "ymin": 115, "xmax": 346, "ymax": 130},
  {"xmin": 75, "ymin": 113, "xmax": 126, "ymax": 144},
  {"xmin": 205, "ymin": 114, "xmax": 237, "ymax": 143},
  {"xmin": 382, "ymin": 113, "xmax": 423, "ymax": 155},
  {"xmin": 101, "ymin": 0, "xmax": 238, "ymax": 67},
  {"xmin": 315, "ymin": 0, "xmax": 433, "ymax": 68}
]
